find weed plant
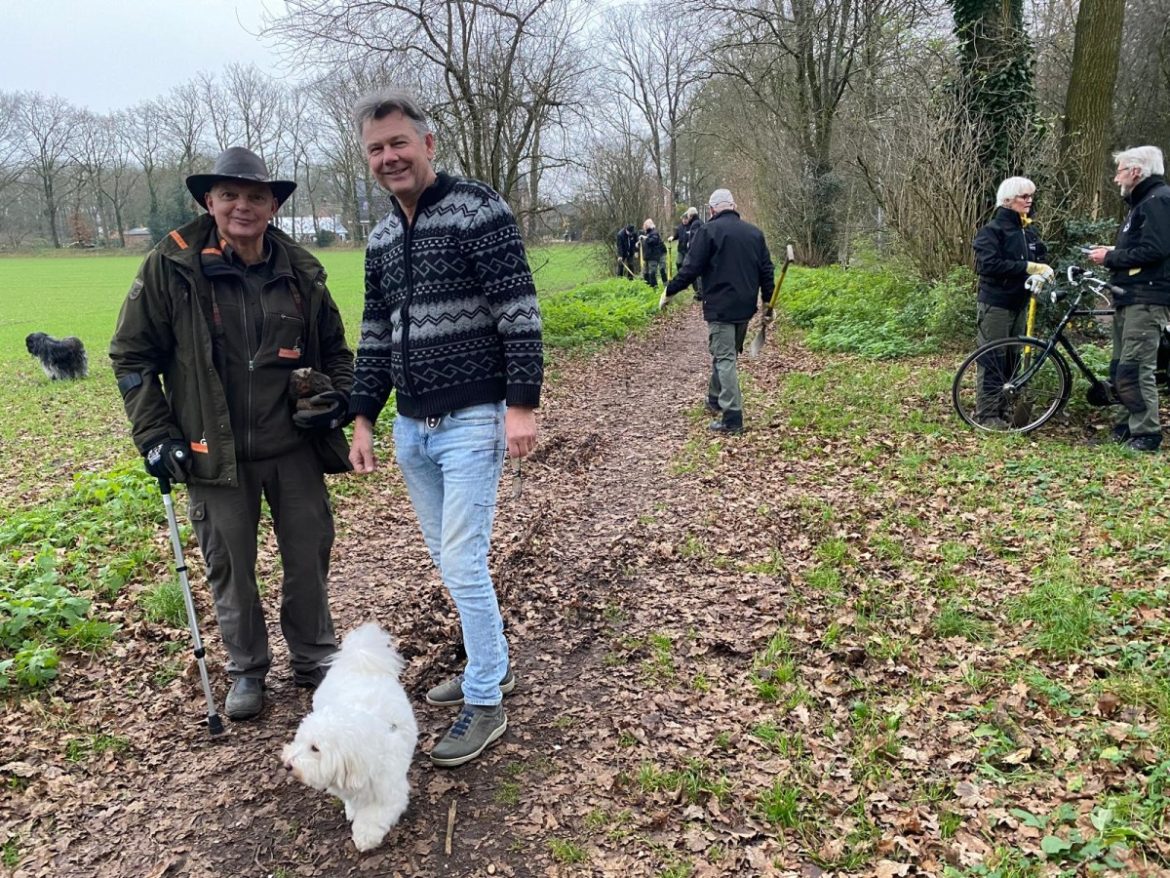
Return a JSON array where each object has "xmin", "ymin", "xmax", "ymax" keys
[{"xmin": 777, "ymin": 264, "xmax": 980, "ymax": 357}]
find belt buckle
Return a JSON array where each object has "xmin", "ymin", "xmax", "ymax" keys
[{"xmin": 425, "ymin": 415, "xmax": 442, "ymax": 429}]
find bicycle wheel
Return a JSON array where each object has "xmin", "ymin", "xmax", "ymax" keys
[{"xmin": 953, "ymin": 337, "xmax": 1072, "ymax": 433}]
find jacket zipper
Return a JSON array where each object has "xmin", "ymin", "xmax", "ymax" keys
[
  {"xmin": 400, "ymin": 215, "xmax": 418, "ymax": 401},
  {"xmin": 242, "ymin": 284, "xmax": 258, "ymax": 460}
]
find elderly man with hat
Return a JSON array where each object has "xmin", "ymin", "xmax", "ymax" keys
[
  {"xmin": 110, "ymin": 147, "xmax": 354, "ymax": 720},
  {"xmin": 662, "ymin": 188, "xmax": 775, "ymax": 434}
]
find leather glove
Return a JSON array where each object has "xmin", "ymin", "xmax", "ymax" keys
[
  {"xmin": 144, "ymin": 439, "xmax": 190, "ymax": 483},
  {"xmin": 1026, "ymin": 262, "xmax": 1055, "ymax": 282},
  {"xmin": 761, "ymin": 306, "xmax": 775, "ymax": 323},
  {"xmin": 292, "ymin": 390, "xmax": 349, "ymax": 430}
]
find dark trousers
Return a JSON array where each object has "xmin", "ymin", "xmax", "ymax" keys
[
  {"xmin": 1111, "ymin": 304, "xmax": 1170, "ymax": 436},
  {"xmin": 974, "ymin": 302, "xmax": 1026, "ymax": 420},
  {"xmin": 187, "ymin": 443, "xmax": 337, "ymax": 679}
]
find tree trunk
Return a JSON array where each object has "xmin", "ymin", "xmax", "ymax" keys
[{"xmin": 1059, "ymin": 0, "xmax": 1125, "ymax": 218}]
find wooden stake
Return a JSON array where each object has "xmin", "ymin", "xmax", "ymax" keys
[{"xmin": 444, "ymin": 800, "xmax": 457, "ymax": 855}]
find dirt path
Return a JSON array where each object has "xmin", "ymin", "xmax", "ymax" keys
[{"xmin": 8, "ymin": 301, "xmax": 792, "ymax": 878}]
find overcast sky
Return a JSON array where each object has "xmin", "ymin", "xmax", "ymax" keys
[{"xmin": 0, "ymin": 0, "xmax": 297, "ymax": 112}]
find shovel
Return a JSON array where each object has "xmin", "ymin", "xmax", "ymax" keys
[{"xmin": 748, "ymin": 243, "xmax": 796, "ymax": 358}]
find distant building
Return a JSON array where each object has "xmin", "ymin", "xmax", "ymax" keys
[
  {"xmin": 124, "ymin": 227, "xmax": 153, "ymax": 249},
  {"xmin": 274, "ymin": 216, "xmax": 350, "ymax": 243}
]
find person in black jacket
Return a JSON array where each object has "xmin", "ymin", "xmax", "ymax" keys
[
  {"xmin": 669, "ymin": 207, "xmax": 703, "ymax": 299},
  {"xmin": 639, "ymin": 219, "xmax": 668, "ymax": 289},
  {"xmin": 1089, "ymin": 146, "xmax": 1170, "ymax": 452},
  {"xmin": 971, "ymin": 176, "xmax": 1053, "ymax": 429},
  {"xmin": 662, "ymin": 189, "xmax": 774, "ymax": 434},
  {"xmin": 615, "ymin": 224, "xmax": 638, "ymax": 277}
]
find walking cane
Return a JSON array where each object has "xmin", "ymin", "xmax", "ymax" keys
[{"xmin": 157, "ymin": 471, "xmax": 225, "ymax": 737}]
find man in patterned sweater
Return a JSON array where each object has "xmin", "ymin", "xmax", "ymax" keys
[{"xmin": 347, "ymin": 88, "xmax": 543, "ymax": 768}]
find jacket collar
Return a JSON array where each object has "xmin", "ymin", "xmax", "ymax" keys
[
  {"xmin": 389, "ymin": 172, "xmax": 458, "ymax": 224},
  {"xmin": 992, "ymin": 206, "xmax": 1024, "ymax": 227},
  {"xmin": 1127, "ymin": 174, "xmax": 1168, "ymax": 206},
  {"xmin": 710, "ymin": 209, "xmax": 741, "ymax": 223},
  {"xmin": 159, "ymin": 213, "xmax": 323, "ymax": 281}
]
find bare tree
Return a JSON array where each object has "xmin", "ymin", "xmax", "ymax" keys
[
  {"xmin": 692, "ymin": 0, "xmax": 927, "ymax": 265},
  {"xmin": 126, "ymin": 100, "xmax": 167, "ymax": 234},
  {"xmin": 223, "ymin": 64, "xmax": 285, "ymax": 164},
  {"xmin": 159, "ymin": 81, "xmax": 209, "ymax": 177},
  {"xmin": 601, "ymin": 3, "xmax": 708, "ymax": 203},
  {"xmin": 14, "ymin": 92, "xmax": 79, "ymax": 248},
  {"xmin": 263, "ymin": 0, "xmax": 589, "ymax": 212},
  {"xmin": 0, "ymin": 92, "xmax": 24, "ymax": 199},
  {"xmin": 97, "ymin": 113, "xmax": 139, "ymax": 246}
]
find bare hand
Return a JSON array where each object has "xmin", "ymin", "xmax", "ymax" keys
[
  {"xmin": 505, "ymin": 406, "xmax": 538, "ymax": 459},
  {"xmin": 348, "ymin": 416, "xmax": 378, "ymax": 473},
  {"xmin": 1088, "ymin": 247, "xmax": 1111, "ymax": 266}
]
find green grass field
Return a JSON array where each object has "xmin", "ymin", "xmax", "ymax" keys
[{"xmin": 0, "ymin": 243, "xmax": 615, "ymax": 507}]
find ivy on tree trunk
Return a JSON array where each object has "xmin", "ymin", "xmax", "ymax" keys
[{"xmin": 951, "ymin": 0, "xmax": 1035, "ymax": 186}]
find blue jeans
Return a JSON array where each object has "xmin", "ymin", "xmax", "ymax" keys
[{"xmin": 393, "ymin": 402, "xmax": 508, "ymax": 706}]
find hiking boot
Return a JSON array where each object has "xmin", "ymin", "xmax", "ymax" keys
[
  {"xmin": 976, "ymin": 416, "xmax": 1010, "ymax": 431},
  {"xmin": 704, "ymin": 396, "xmax": 721, "ymax": 416},
  {"xmin": 1087, "ymin": 424, "xmax": 1130, "ymax": 447},
  {"xmin": 708, "ymin": 411, "xmax": 744, "ymax": 435},
  {"xmin": 1125, "ymin": 433, "xmax": 1162, "ymax": 453},
  {"xmin": 225, "ymin": 677, "xmax": 264, "ymax": 720},
  {"xmin": 430, "ymin": 704, "xmax": 507, "ymax": 768},
  {"xmin": 293, "ymin": 664, "xmax": 330, "ymax": 690},
  {"xmin": 426, "ymin": 668, "xmax": 516, "ymax": 707}
]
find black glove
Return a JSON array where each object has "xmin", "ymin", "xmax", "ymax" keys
[
  {"xmin": 144, "ymin": 439, "xmax": 190, "ymax": 483},
  {"xmin": 292, "ymin": 390, "xmax": 349, "ymax": 430}
]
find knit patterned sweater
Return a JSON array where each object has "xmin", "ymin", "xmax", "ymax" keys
[{"xmin": 350, "ymin": 173, "xmax": 543, "ymax": 422}]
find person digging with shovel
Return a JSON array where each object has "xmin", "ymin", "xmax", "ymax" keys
[{"xmin": 660, "ymin": 188, "xmax": 775, "ymax": 435}]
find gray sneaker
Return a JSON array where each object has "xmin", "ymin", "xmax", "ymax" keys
[
  {"xmin": 430, "ymin": 704, "xmax": 507, "ymax": 767},
  {"xmin": 225, "ymin": 677, "xmax": 264, "ymax": 720},
  {"xmin": 426, "ymin": 668, "xmax": 516, "ymax": 707}
]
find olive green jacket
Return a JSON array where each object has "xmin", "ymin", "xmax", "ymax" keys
[{"xmin": 110, "ymin": 215, "xmax": 354, "ymax": 487}]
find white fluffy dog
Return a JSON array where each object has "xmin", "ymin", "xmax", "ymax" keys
[{"xmin": 282, "ymin": 623, "xmax": 417, "ymax": 852}]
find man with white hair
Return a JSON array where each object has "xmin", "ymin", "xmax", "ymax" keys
[
  {"xmin": 1089, "ymin": 146, "xmax": 1170, "ymax": 452},
  {"xmin": 661, "ymin": 188, "xmax": 775, "ymax": 434}
]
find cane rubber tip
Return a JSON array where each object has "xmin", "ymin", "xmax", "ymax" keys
[{"xmin": 207, "ymin": 714, "xmax": 226, "ymax": 736}]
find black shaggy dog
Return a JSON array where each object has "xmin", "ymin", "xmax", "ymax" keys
[{"xmin": 25, "ymin": 332, "xmax": 88, "ymax": 381}]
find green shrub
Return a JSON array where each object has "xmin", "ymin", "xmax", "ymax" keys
[
  {"xmin": 778, "ymin": 266, "xmax": 932, "ymax": 358},
  {"xmin": 539, "ymin": 278, "xmax": 659, "ymax": 350},
  {"xmin": 924, "ymin": 266, "xmax": 978, "ymax": 348}
]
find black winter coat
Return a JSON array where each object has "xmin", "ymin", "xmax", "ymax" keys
[
  {"xmin": 642, "ymin": 229, "xmax": 667, "ymax": 261},
  {"xmin": 616, "ymin": 227, "xmax": 637, "ymax": 260},
  {"xmin": 1104, "ymin": 175, "xmax": 1170, "ymax": 307},
  {"xmin": 664, "ymin": 210, "xmax": 774, "ymax": 323},
  {"xmin": 972, "ymin": 207, "xmax": 1048, "ymax": 310},
  {"xmin": 673, "ymin": 217, "xmax": 702, "ymax": 256}
]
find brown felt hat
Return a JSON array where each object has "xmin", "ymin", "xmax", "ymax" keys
[{"xmin": 186, "ymin": 147, "xmax": 297, "ymax": 207}]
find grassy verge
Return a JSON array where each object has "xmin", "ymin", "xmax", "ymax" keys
[{"xmin": 642, "ymin": 324, "xmax": 1168, "ymax": 874}]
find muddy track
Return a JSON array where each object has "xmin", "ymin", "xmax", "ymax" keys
[{"xmin": 7, "ymin": 301, "xmax": 791, "ymax": 878}]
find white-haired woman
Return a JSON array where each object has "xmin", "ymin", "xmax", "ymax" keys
[
  {"xmin": 640, "ymin": 218, "xmax": 668, "ymax": 290},
  {"xmin": 971, "ymin": 176, "xmax": 1053, "ymax": 428}
]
